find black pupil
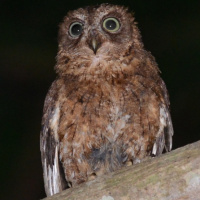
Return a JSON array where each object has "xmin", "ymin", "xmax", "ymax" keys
[
  {"xmin": 71, "ymin": 23, "xmax": 82, "ymax": 36},
  {"xmin": 105, "ymin": 20, "xmax": 116, "ymax": 30}
]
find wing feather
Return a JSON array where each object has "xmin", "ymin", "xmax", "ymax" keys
[
  {"xmin": 40, "ymin": 81, "xmax": 67, "ymax": 196},
  {"xmin": 152, "ymin": 80, "xmax": 174, "ymax": 156}
]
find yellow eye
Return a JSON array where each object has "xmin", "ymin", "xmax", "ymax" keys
[{"xmin": 103, "ymin": 18, "xmax": 120, "ymax": 33}]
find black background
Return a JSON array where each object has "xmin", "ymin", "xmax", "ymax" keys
[{"xmin": 1, "ymin": 0, "xmax": 200, "ymax": 199}]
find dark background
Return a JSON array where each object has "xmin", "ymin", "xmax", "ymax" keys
[{"xmin": 1, "ymin": 0, "xmax": 200, "ymax": 199}]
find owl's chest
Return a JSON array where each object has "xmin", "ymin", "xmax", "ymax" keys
[
  {"xmin": 56, "ymin": 78, "xmax": 160, "ymax": 143},
  {"xmin": 57, "ymin": 83, "xmax": 136, "ymax": 139}
]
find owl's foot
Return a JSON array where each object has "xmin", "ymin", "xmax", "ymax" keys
[
  {"xmin": 67, "ymin": 182, "xmax": 72, "ymax": 188},
  {"xmin": 125, "ymin": 161, "xmax": 133, "ymax": 166},
  {"xmin": 88, "ymin": 173, "xmax": 97, "ymax": 181}
]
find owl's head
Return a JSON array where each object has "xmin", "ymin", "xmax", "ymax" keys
[{"xmin": 56, "ymin": 4, "xmax": 144, "ymax": 78}]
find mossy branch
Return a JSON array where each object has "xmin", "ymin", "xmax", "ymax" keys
[{"xmin": 42, "ymin": 140, "xmax": 200, "ymax": 200}]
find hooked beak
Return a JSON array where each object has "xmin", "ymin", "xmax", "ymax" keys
[{"xmin": 88, "ymin": 37, "xmax": 101, "ymax": 54}]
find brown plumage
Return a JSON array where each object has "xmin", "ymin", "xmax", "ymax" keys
[{"xmin": 40, "ymin": 4, "xmax": 173, "ymax": 196}]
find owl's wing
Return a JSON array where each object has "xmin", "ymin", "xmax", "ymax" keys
[
  {"xmin": 40, "ymin": 81, "xmax": 67, "ymax": 196},
  {"xmin": 152, "ymin": 81, "xmax": 174, "ymax": 156}
]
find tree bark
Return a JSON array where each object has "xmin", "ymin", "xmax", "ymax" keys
[{"xmin": 42, "ymin": 140, "xmax": 200, "ymax": 200}]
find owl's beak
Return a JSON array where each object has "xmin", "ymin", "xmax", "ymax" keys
[{"xmin": 89, "ymin": 38, "xmax": 101, "ymax": 54}]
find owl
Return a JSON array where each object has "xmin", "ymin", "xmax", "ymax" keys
[{"xmin": 40, "ymin": 4, "xmax": 173, "ymax": 196}]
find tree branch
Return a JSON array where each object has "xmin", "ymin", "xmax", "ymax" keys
[{"xmin": 42, "ymin": 140, "xmax": 200, "ymax": 200}]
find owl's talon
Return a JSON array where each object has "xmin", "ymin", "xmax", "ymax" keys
[
  {"xmin": 126, "ymin": 161, "xmax": 133, "ymax": 166},
  {"xmin": 88, "ymin": 173, "xmax": 96, "ymax": 181},
  {"xmin": 68, "ymin": 182, "xmax": 72, "ymax": 188}
]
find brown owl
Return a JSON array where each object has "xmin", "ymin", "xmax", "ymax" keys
[{"xmin": 40, "ymin": 4, "xmax": 173, "ymax": 196}]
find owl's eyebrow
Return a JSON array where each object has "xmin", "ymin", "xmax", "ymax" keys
[
  {"xmin": 69, "ymin": 18, "xmax": 85, "ymax": 25},
  {"xmin": 102, "ymin": 11, "xmax": 122, "ymax": 20},
  {"xmin": 72, "ymin": 13, "xmax": 87, "ymax": 21}
]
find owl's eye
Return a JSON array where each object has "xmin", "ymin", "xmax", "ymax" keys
[
  {"xmin": 69, "ymin": 22, "xmax": 83, "ymax": 37},
  {"xmin": 103, "ymin": 18, "xmax": 120, "ymax": 33}
]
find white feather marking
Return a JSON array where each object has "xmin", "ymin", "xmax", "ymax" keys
[
  {"xmin": 45, "ymin": 146, "xmax": 62, "ymax": 196},
  {"xmin": 106, "ymin": 124, "xmax": 114, "ymax": 135},
  {"xmin": 152, "ymin": 106, "xmax": 167, "ymax": 156},
  {"xmin": 152, "ymin": 143, "xmax": 157, "ymax": 155},
  {"xmin": 157, "ymin": 107, "xmax": 167, "ymax": 137},
  {"xmin": 50, "ymin": 106, "xmax": 60, "ymax": 141},
  {"xmin": 43, "ymin": 159, "xmax": 49, "ymax": 194},
  {"xmin": 107, "ymin": 103, "xmax": 131, "ymax": 141},
  {"xmin": 43, "ymin": 104, "xmax": 63, "ymax": 196},
  {"xmin": 53, "ymin": 146, "xmax": 61, "ymax": 194},
  {"xmin": 71, "ymin": 171, "xmax": 75, "ymax": 179},
  {"xmin": 133, "ymin": 158, "xmax": 141, "ymax": 164}
]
